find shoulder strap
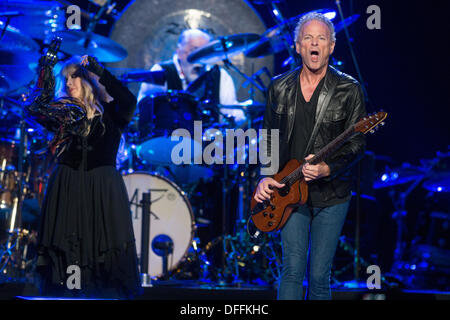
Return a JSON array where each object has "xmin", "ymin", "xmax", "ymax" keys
[{"xmin": 303, "ymin": 75, "xmax": 338, "ymax": 157}]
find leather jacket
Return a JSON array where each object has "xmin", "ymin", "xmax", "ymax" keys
[{"xmin": 262, "ymin": 65, "xmax": 367, "ymax": 204}]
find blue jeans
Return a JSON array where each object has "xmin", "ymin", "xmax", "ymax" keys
[{"xmin": 277, "ymin": 200, "xmax": 350, "ymax": 300}]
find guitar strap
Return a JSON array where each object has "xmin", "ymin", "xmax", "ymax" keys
[{"xmin": 303, "ymin": 74, "xmax": 338, "ymax": 158}]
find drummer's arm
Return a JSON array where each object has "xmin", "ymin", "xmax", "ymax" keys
[
  {"xmin": 137, "ymin": 64, "xmax": 167, "ymax": 102},
  {"xmin": 219, "ymin": 68, "xmax": 238, "ymax": 105}
]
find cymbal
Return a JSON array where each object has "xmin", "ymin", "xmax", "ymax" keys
[
  {"xmin": 187, "ymin": 33, "xmax": 261, "ymax": 65},
  {"xmin": 245, "ymin": 12, "xmax": 359, "ymax": 58},
  {"xmin": 0, "ymin": 20, "xmax": 39, "ymax": 53},
  {"xmin": 0, "ymin": 20, "xmax": 40, "ymax": 94},
  {"xmin": 373, "ymin": 166, "xmax": 426, "ymax": 189},
  {"xmin": 112, "ymin": 69, "xmax": 166, "ymax": 85},
  {"xmin": 0, "ymin": 1, "xmax": 65, "ymax": 40},
  {"xmin": 0, "ymin": 49, "xmax": 38, "ymax": 95},
  {"xmin": 423, "ymin": 172, "xmax": 450, "ymax": 193},
  {"xmin": 53, "ymin": 30, "xmax": 128, "ymax": 63},
  {"xmin": 0, "ymin": 64, "xmax": 36, "ymax": 95}
]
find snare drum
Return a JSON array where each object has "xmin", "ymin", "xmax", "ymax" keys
[{"xmin": 122, "ymin": 172, "xmax": 196, "ymax": 278}]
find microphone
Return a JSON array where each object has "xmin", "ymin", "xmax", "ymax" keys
[
  {"xmin": 42, "ymin": 37, "xmax": 62, "ymax": 66},
  {"xmin": 37, "ymin": 37, "xmax": 62, "ymax": 88}
]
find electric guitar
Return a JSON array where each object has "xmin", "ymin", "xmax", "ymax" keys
[{"xmin": 250, "ymin": 111, "xmax": 388, "ymax": 233}]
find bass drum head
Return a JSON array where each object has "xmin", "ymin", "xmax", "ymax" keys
[{"xmin": 122, "ymin": 172, "xmax": 195, "ymax": 278}]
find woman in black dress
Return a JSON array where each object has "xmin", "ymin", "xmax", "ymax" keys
[{"xmin": 26, "ymin": 47, "xmax": 141, "ymax": 298}]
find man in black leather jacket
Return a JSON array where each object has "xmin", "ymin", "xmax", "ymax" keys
[{"xmin": 254, "ymin": 12, "xmax": 366, "ymax": 299}]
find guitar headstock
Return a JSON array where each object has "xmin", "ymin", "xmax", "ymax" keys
[{"xmin": 354, "ymin": 111, "xmax": 388, "ymax": 134}]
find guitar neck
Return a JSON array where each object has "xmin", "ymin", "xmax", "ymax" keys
[
  {"xmin": 309, "ymin": 125, "xmax": 356, "ymax": 165},
  {"xmin": 282, "ymin": 125, "xmax": 357, "ymax": 185}
]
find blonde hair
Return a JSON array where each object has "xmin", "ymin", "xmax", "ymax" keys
[
  {"xmin": 294, "ymin": 12, "xmax": 336, "ymax": 43},
  {"xmin": 56, "ymin": 56, "xmax": 106, "ymax": 120}
]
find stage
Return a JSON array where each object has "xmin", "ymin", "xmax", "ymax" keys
[
  {"xmin": 1, "ymin": 281, "xmax": 449, "ymax": 301},
  {"xmin": 1, "ymin": 0, "xmax": 450, "ymax": 306}
]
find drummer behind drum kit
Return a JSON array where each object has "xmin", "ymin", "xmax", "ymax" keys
[{"xmin": 0, "ymin": 1, "xmax": 369, "ymax": 286}]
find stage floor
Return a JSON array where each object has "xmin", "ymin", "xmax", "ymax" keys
[{"xmin": 1, "ymin": 281, "xmax": 450, "ymax": 300}]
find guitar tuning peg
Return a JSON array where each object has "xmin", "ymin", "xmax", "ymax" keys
[
  {"xmin": 370, "ymin": 130, "xmax": 375, "ymax": 134},
  {"xmin": 381, "ymin": 122, "xmax": 385, "ymax": 126}
]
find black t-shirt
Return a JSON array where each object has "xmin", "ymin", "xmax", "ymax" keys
[
  {"xmin": 290, "ymin": 75, "xmax": 325, "ymax": 161},
  {"xmin": 290, "ymin": 75, "xmax": 343, "ymax": 207}
]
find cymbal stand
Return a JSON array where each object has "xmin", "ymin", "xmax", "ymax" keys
[
  {"xmin": 82, "ymin": 0, "xmax": 112, "ymax": 48},
  {"xmin": 222, "ymin": 58, "xmax": 267, "ymax": 96},
  {"xmin": 335, "ymin": 0, "xmax": 369, "ymax": 103},
  {"xmin": 1, "ymin": 96, "xmax": 28, "ymax": 279},
  {"xmin": 390, "ymin": 160, "xmax": 436, "ymax": 272},
  {"xmin": 217, "ymin": 37, "xmax": 267, "ymax": 95},
  {"xmin": 235, "ymin": 107, "xmax": 258, "ymax": 241}
]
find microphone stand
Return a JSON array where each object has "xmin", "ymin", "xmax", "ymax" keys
[{"xmin": 335, "ymin": 0, "xmax": 370, "ymax": 104}]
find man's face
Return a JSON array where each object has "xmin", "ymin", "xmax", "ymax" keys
[
  {"xmin": 176, "ymin": 35, "xmax": 210, "ymax": 83},
  {"xmin": 296, "ymin": 19, "xmax": 335, "ymax": 73}
]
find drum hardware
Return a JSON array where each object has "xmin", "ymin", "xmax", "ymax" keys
[
  {"xmin": 332, "ymin": 235, "xmax": 399, "ymax": 289},
  {"xmin": 0, "ymin": 95, "xmax": 43, "ymax": 281},
  {"xmin": 0, "ymin": 18, "xmax": 39, "ymax": 96},
  {"xmin": 140, "ymin": 192, "xmax": 152, "ymax": 286},
  {"xmin": 388, "ymin": 158, "xmax": 441, "ymax": 273},
  {"xmin": 123, "ymin": 172, "xmax": 196, "ymax": 281},
  {"xmin": 0, "ymin": 227, "xmax": 37, "ymax": 280},
  {"xmin": 51, "ymin": 0, "xmax": 127, "ymax": 63},
  {"xmin": 136, "ymin": 91, "xmax": 216, "ymax": 186},
  {"xmin": 52, "ymin": 30, "xmax": 128, "ymax": 63},
  {"xmin": 0, "ymin": 1, "xmax": 65, "ymax": 41},
  {"xmin": 187, "ymin": 33, "xmax": 261, "ymax": 65},
  {"xmin": 187, "ymin": 33, "xmax": 268, "ymax": 95},
  {"xmin": 118, "ymin": 70, "xmax": 166, "ymax": 85}
]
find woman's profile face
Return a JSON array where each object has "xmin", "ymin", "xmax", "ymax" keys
[{"xmin": 65, "ymin": 67, "xmax": 83, "ymax": 100}]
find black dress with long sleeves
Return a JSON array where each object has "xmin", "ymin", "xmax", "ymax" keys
[{"xmin": 27, "ymin": 65, "xmax": 141, "ymax": 298}]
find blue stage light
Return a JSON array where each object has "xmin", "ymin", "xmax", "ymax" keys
[
  {"xmin": 324, "ymin": 11, "xmax": 337, "ymax": 20},
  {"xmin": 272, "ymin": 9, "xmax": 281, "ymax": 18}
]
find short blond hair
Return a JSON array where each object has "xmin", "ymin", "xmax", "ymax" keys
[{"xmin": 294, "ymin": 12, "xmax": 336, "ymax": 43}]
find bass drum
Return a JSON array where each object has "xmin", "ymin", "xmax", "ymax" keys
[{"xmin": 122, "ymin": 172, "xmax": 195, "ymax": 278}]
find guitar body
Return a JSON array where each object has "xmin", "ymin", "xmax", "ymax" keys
[{"xmin": 250, "ymin": 159, "xmax": 308, "ymax": 232}]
